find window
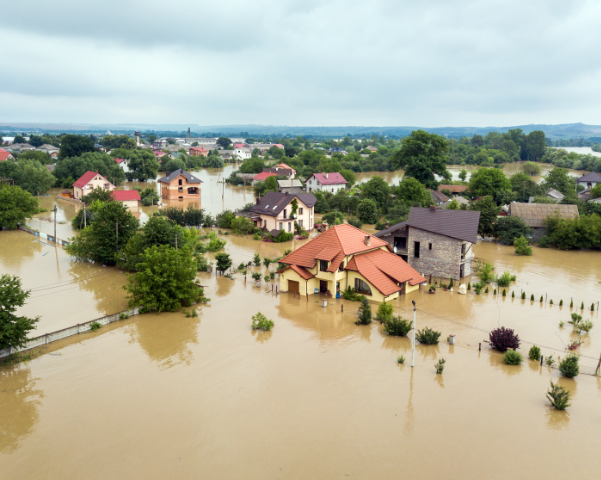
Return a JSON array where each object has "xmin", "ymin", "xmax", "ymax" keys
[
  {"xmin": 354, "ymin": 278, "xmax": 372, "ymax": 295},
  {"xmin": 264, "ymin": 219, "xmax": 267, "ymax": 227},
  {"xmin": 299, "ymin": 207, "xmax": 303, "ymax": 215},
  {"xmin": 288, "ymin": 222, "xmax": 291, "ymax": 231},
  {"xmin": 414, "ymin": 241, "xmax": 420, "ymax": 258},
  {"xmin": 178, "ymin": 179, "xmax": 183, "ymax": 185},
  {"xmin": 299, "ymin": 220, "xmax": 303, "ymax": 227},
  {"xmin": 429, "ymin": 243, "xmax": 432, "ymax": 250},
  {"xmin": 338, "ymin": 261, "xmax": 344, "ymax": 272},
  {"xmin": 283, "ymin": 209, "xmax": 287, "ymax": 218},
  {"xmin": 279, "ymin": 222, "xmax": 283, "ymax": 230},
  {"xmin": 320, "ymin": 260, "xmax": 328, "ymax": 271},
  {"xmin": 331, "ymin": 188, "xmax": 334, "ymax": 192}
]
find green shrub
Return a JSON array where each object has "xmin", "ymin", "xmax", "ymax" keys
[
  {"xmin": 434, "ymin": 358, "xmax": 446, "ymax": 374},
  {"xmin": 251, "ymin": 312, "xmax": 274, "ymax": 331},
  {"xmin": 521, "ymin": 292, "xmax": 526, "ymax": 299},
  {"xmin": 514, "ymin": 236, "xmax": 533, "ymax": 255},
  {"xmin": 531, "ymin": 294, "xmax": 534, "ymax": 301},
  {"xmin": 478, "ymin": 262, "xmax": 495, "ymax": 284},
  {"xmin": 263, "ymin": 258, "xmax": 271, "ymax": 268},
  {"xmin": 581, "ymin": 301, "xmax": 584, "ymax": 310},
  {"xmin": 502, "ymin": 289, "xmax": 506, "ymax": 297},
  {"xmin": 592, "ymin": 303, "xmax": 595, "ymax": 312},
  {"xmin": 540, "ymin": 296, "xmax": 543, "ymax": 303},
  {"xmin": 577, "ymin": 320, "xmax": 593, "ymax": 334},
  {"xmin": 467, "ymin": 282, "xmax": 471, "ymax": 290},
  {"xmin": 559, "ymin": 353, "xmax": 580, "ymax": 378},
  {"xmin": 383, "ymin": 316, "xmax": 413, "ymax": 336},
  {"xmin": 397, "ymin": 355, "xmax": 405, "ymax": 364},
  {"xmin": 90, "ymin": 321, "xmax": 102, "ymax": 331},
  {"xmin": 559, "ymin": 299, "xmax": 563, "ymax": 306},
  {"xmin": 537, "ymin": 236, "xmax": 551, "ymax": 248},
  {"xmin": 264, "ymin": 274, "xmax": 270, "ymax": 282},
  {"xmin": 569, "ymin": 313, "xmax": 582, "ymax": 326},
  {"xmin": 496, "ymin": 271, "xmax": 517, "ymax": 287},
  {"xmin": 547, "ymin": 381, "xmax": 571, "ymax": 410},
  {"xmin": 375, "ymin": 300, "xmax": 394, "ymax": 324},
  {"xmin": 545, "ymin": 354, "xmax": 556, "ymax": 367},
  {"xmin": 341, "ymin": 286, "xmax": 364, "ymax": 302},
  {"xmin": 550, "ymin": 299, "xmax": 553, "ymax": 305},
  {"xmin": 503, "ymin": 349, "xmax": 523, "ymax": 365},
  {"xmin": 570, "ymin": 299, "xmax": 573, "ymax": 308},
  {"xmin": 485, "ymin": 287, "xmax": 489, "ymax": 294},
  {"xmin": 511, "ymin": 291, "xmax": 515, "ymax": 298},
  {"xmin": 528, "ymin": 345, "xmax": 541, "ymax": 361},
  {"xmin": 251, "ymin": 272, "xmax": 262, "ymax": 282},
  {"xmin": 253, "ymin": 253, "xmax": 261, "ymax": 266},
  {"xmin": 416, "ymin": 327, "xmax": 441, "ymax": 345},
  {"xmin": 356, "ymin": 297, "xmax": 372, "ymax": 325},
  {"xmin": 473, "ymin": 282, "xmax": 485, "ymax": 294}
]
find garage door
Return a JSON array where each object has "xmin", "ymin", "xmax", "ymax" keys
[{"xmin": 288, "ymin": 280, "xmax": 300, "ymax": 294}]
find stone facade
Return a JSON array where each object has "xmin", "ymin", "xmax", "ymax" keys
[{"xmin": 406, "ymin": 228, "xmax": 474, "ymax": 279}]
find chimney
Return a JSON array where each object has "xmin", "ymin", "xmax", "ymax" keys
[
  {"xmin": 324, "ymin": 172, "xmax": 328, "ymax": 179},
  {"xmin": 166, "ymin": 171, "xmax": 170, "ymax": 177},
  {"xmin": 430, "ymin": 205, "xmax": 436, "ymax": 211},
  {"xmin": 255, "ymin": 197, "xmax": 260, "ymax": 204},
  {"xmin": 364, "ymin": 235, "xmax": 371, "ymax": 246},
  {"xmin": 386, "ymin": 221, "xmax": 390, "ymax": 228}
]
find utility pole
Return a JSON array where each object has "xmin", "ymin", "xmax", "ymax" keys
[
  {"xmin": 116, "ymin": 221, "xmax": 119, "ymax": 252},
  {"xmin": 411, "ymin": 300, "xmax": 416, "ymax": 368},
  {"xmin": 175, "ymin": 233, "xmax": 178, "ymax": 250},
  {"xmin": 53, "ymin": 205, "xmax": 57, "ymax": 240},
  {"xmin": 83, "ymin": 205, "xmax": 86, "ymax": 228}
]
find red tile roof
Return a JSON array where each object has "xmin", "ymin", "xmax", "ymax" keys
[
  {"xmin": 0, "ymin": 148, "xmax": 13, "ymax": 161},
  {"xmin": 114, "ymin": 158, "xmax": 125, "ymax": 164},
  {"xmin": 309, "ymin": 172, "xmax": 347, "ymax": 185},
  {"xmin": 345, "ymin": 249, "xmax": 426, "ymax": 295},
  {"xmin": 112, "ymin": 190, "xmax": 141, "ymax": 202},
  {"xmin": 279, "ymin": 224, "xmax": 389, "ymax": 269},
  {"xmin": 279, "ymin": 264, "xmax": 315, "ymax": 280},
  {"xmin": 253, "ymin": 171, "xmax": 277, "ymax": 181},
  {"xmin": 274, "ymin": 162, "xmax": 296, "ymax": 173},
  {"xmin": 73, "ymin": 171, "xmax": 103, "ymax": 189}
]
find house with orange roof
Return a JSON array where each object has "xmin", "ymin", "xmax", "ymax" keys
[
  {"xmin": 277, "ymin": 224, "xmax": 426, "ymax": 301},
  {"xmin": 0, "ymin": 148, "xmax": 14, "ymax": 162},
  {"xmin": 189, "ymin": 146, "xmax": 209, "ymax": 157},
  {"xmin": 73, "ymin": 171, "xmax": 115, "ymax": 200}
]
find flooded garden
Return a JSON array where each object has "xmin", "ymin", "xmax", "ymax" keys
[{"xmin": 2, "ymin": 168, "xmax": 601, "ymax": 478}]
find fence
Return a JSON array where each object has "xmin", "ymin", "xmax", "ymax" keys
[
  {"xmin": 0, "ymin": 307, "xmax": 141, "ymax": 359},
  {"xmin": 18, "ymin": 225, "xmax": 71, "ymax": 247}
]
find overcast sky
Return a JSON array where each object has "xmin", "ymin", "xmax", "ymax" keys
[{"xmin": 1, "ymin": 0, "xmax": 600, "ymax": 127}]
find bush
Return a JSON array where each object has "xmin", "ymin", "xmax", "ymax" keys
[
  {"xmin": 263, "ymin": 274, "xmax": 270, "ymax": 282},
  {"xmin": 251, "ymin": 312, "xmax": 274, "ymax": 331},
  {"xmin": 253, "ymin": 253, "xmax": 261, "ymax": 266},
  {"xmin": 216, "ymin": 210, "xmax": 235, "ymax": 228},
  {"xmin": 375, "ymin": 300, "xmax": 394, "ymax": 324},
  {"xmin": 494, "ymin": 217, "xmax": 532, "ymax": 246},
  {"xmin": 434, "ymin": 358, "xmax": 446, "ymax": 374},
  {"xmin": 537, "ymin": 236, "xmax": 551, "ymax": 248},
  {"xmin": 357, "ymin": 198, "xmax": 378, "ymax": 224},
  {"xmin": 89, "ymin": 321, "xmax": 102, "ymax": 331},
  {"xmin": 473, "ymin": 281, "xmax": 485, "ymax": 294},
  {"xmin": 347, "ymin": 217, "xmax": 363, "ymax": 229},
  {"xmin": 503, "ymin": 350, "xmax": 523, "ymax": 365},
  {"xmin": 341, "ymin": 286, "xmax": 364, "ymax": 302},
  {"xmin": 559, "ymin": 353, "xmax": 580, "ymax": 378},
  {"xmin": 528, "ymin": 345, "xmax": 541, "ymax": 361},
  {"xmin": 416, "ymin": 327, "xmax": 441, "ymax": 345},
  {"xmin": 547, "ymin": 381, "xmax": 571, "ymax": 410},
  {"xmin": 205, "ymin": 232, "xmax": 226, "ymax": 252},
  {"xmin": 251, "ymin": 272, "xmax": 262, "ymax": 282},
  {"xmin": 521, "ymin": 292, "xmax": 526, "ymax": 299},
  {"xmin": 272, "ymin": 230, "xmax": 294, "ymax": 243},
  {"xmin": 577, "ymin": 320, "xmax": 594, "ymax": 334},
  {"xmin": 383, "ymin": 316, "xmax": 413, "ymax": 336},
  {"xmin": 489, "ymin": 326, "xmax": 520, "ymax": 352},
  {"xmin": 356, "ymin": 297, "xmax": 372, "ymax": 325},
  {"xmin": 214, "ymin": 253, "xmax": 232, "ymax": 274},
  {"xmin": 230, "ymin": 216, "xmax": 255, "ymax": 235},
  {"xmin": 397, "ymin": 355, "xmax": 405, "ymax": 364},
  {"xmin": 478, "ymin": 262, "xmax": 495, "ymax": 284},
  {"xmin": 496, "ymin": 271, "xmax": 517, "ymax": 287},
  {"xmin": 530, "ymin": 294, "xmax": 534, "ymax": 301}
]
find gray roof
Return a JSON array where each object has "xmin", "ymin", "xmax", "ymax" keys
[
  {"xmin": 430, "ymin": 189, "xmax": 449, "ymax": 204},
  {"xmin": 250, "ymin": 191, "xmax": 316, "ymax": 217},
  {"xmin": 577, "ymin": 172, "xmax": 601, "ymax": 183},
  {"xmin": 509, "ymin": 202, "xmax": 579, "ymax": 228},
  {"xmin": 157, "ymin": 169, "xmax": 203, "ymax": 184},
  {"xmin": 374, "ymin": 221, "xmax": 407, "ymax": 238},
  {"xmin": 547, "ymin": 189, "xmax": 564, "ymax": 200},
  {"xmin": 277, "ymin": 179, "xmax": 303, "ymax": 188}
]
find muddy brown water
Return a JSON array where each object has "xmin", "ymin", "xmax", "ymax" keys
[{"xmin": 3, "ymin": 207, "xmax": 601, "ymax": 477}]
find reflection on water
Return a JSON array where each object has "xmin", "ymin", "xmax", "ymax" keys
[
  {"xmin": 0, "ymin": 367, "xmax": 43, "ymax": 454},
  {"xmin": 252, "ymin": 330, "xmax": 273, "ymax": 344},
  {"xmin": 129, "ymin": 312, "xmax": 201, "ymax": 369},
  {"xmin": 215, "ymin": 275, "xmax": 235, "ymax": 298},
  {"xmin": 0, "ymin": 231, "xmax": 42, "ymax": 269}
]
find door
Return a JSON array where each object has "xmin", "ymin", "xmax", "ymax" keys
[
  {"xmin": 459, "ymin": 264, "xmax": 464, "ymax": 278},
  {"xmin": 320, "ymin": 280, "xmax": 328, "ymax": 293},
  {"xmin": 288, "ymin": 280, "xmax": 300, "ymax": 294}
]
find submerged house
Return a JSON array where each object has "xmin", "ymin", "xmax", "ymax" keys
[
  {"xmin": 374, "ymin": 206, "xmax": 480, "ymax": 280},
  {"xmin": 157, "ymin": 169, "xmax": 202, "ymax": 200},
  {"xmin": 111, "ymin": 189, "xmax": 141, "ymax": 208},
  {"xmin": 278, "ymin": 224, "xmax": 426, "ymax": 301},
  {"xmin": 73, "ymin": 171, "xmax": 115, "ymax": 200},
  {"xmin": 248, "ymin": 191, "xmax": 316, "ymax": 233},
  {"xmin": 508, "ymin": 202, "xmax": 579, "ymax": 240},
  {"xmin": 577, "ymin": 172, "xmax": 601, "ymax": 190}
]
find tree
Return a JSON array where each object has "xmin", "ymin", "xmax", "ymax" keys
[
  {"xmin": 522, "ymin": 162, "xmax": 542, "ymax": 176},
  {"xmin": 124, "ymin": 245, "xmax": 207, "ymax": 312},
  {"xmin": 509, "ymin": 172, "xmax": 542, "ymax": 203},
  {"xmin": 216, "ymin": 137, "xmax": 232, "ymax": 149},
  {"xmin": 147, "ymin": 134, "xmax": 157, "ymax": 143},
  {"xmin": 0, "ymin": 158, "xmax": 56, "ymax": 195},
  {"xmin": 58, "ymin": 134, "xmax": 96, "ymax": 159},
  {"xmin": 0, "ymin": 275, "xmax": 39, "ymax": 349},
  {"xmin": 360, "ymin": 176, "xmax": 391, "ymax": 210},
  {"xmin": 239, "ymin": 158, "xmax": 264, "ymax": 174},
  {"xmin": 468, "ymin": 168, "xmax": 511, "ymax": 199},
  {"xmin": 522, "ymin": 130, "xmax": 546, "ymax": 161},
  {"xmin": 493, "ymin": 216, "xmax": 532, "ymax": 245},
  {"xmin": 459, "ymin": 169, "xmax": 468, "ymax": 182},
  {"xmin": 13, "ymin": 135, "xmax": 26, "ymax": 144},
  {"xmin": 18, "ymin": 150, "xmax": 53, "ymax": 165},
  {"xmin": 541, "ymin": 167, "xmax": 575, "ymax": 196},
  {"xmin": 66, "ymin": 201, "xmax": 139, "ymax": 265},
  {"xmin": 216, "ymin": 210, "xmax": 235, "ymax": 228},
  {"xmin": 54, "ymin": 152, "xmax": 125, "ymax": 186},
  {"xmin": 81, "ymin": 186, "xmax": 114, "ymax": 204},
  {"xmin": 391, "ymin": 130, "xmax": 450, "ymax": 188},
  {"xmin": 26, "ymin": 135, "xmax": 43, "ymax": 147},
  {"xmin": 395, "ymin": 177, "xmax": 433, "ymax": 207},
  {"xmin": 356, "ymin": 297, "xmax": 372, "ymax": 325},
  {"xmin": 139, "ymin": 188, "xmax": 160, "ymax": 207},
  {"xmin": 357, "ymin": 198, "xmax": 378, "ymax": 223},
  {"xmin": 339, "ymin": 168, "xmax": 356, "ymax": 187},
  {"xmin": 215, "ymin": 253, "xmax": 232, "ymax": 274},
  {"xmin": 230, "ymin": 216, "xmax": 255, "ymax": 235},
  {"xmin": 445, "ymin": 199, "xmax": 460, "ymax": 209},
  {"xmin": 263, "ymin": 175, "xmax": 278, "ymax": 193},
  {"xmin": 470, "ymin": 196, "xmax": 500, "ymax": 237},
  {"xmin": 514, "ymin": 236, "xmax": 533, "ymax": 255},
  {"xmin": 101, "ymin": 135, "xmax": 136, "ymax": 150},
  {"xmin": 0, "ymin": 186, "xmax": 39, "ymax": 229},
  {"xmin": 114, "ymin": 149, "xmax": 160, "ymax": 181}
]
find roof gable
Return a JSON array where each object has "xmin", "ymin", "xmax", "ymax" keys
[
  {"xmin": 73, "ymin": 171, "xmax": 108, "ymax": 189},
  {"xmin": 157, "ymin": 169, "xmax": 202, "ymax": 184},
  {"xmin": 310, "ymin": 172, "xmax": 348, "ymax": 185}
]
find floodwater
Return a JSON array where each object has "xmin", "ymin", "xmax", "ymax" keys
[
  {"xmin": 2, "ymin": 239, "xmax": 601, "ymax": 478},
  {"xmin": 553, "ymin": 146, "xmax": 601, "ymax": 157}
]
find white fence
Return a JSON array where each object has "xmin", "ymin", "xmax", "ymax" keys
[{"xmin": 0, "ymin": 307, "xmax": 141, "ymax": 359}]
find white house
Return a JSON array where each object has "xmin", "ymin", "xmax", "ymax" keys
[
  {"xmin": 73, "ymin": 171, "xmax": 115, "ymax": 200},
  {"xmin": 114, "ymin": 157, "xmax": 129, "ymax": 173},
  {"xmin": 305, "ymin": 172, "xmax": 348, "ymax": 193},
  {"xmin": 577, "ymin": 172, "xmax": 601, "ymax": 190},
  {"xmin": 234, "ymin": 147, "xmax": 252, "ymax": 160}
]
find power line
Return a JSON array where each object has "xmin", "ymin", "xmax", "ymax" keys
[{"xmin": 29, "ymin": 272, "xmax": 111, "ymax": 292}]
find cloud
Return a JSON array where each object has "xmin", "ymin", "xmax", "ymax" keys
[{"xmin": 1, "ymin": 0, "xmax": 600, "ymax": 126}]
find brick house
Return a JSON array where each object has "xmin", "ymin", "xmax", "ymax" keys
[
  {"xmin": 73, "ymin": 171, "xmax": 115, "ymax": 200},
  {"xmin": 374, "ymin": 206, "xmax": 480, "ymax": 280},
  {"xmin": 248, "ymin": 191, "xmax": 316, "ymax": 233},
  {"xmin": 189, "ymin": 147, "xmax": 209, "ymax": 157},
  {"xmin": 157, "ymin": 169, "xmax": 202, "ymax": 200},
  {"xmin": 277, "ymin": 224, "xmax": 426, "ymax": 301}
]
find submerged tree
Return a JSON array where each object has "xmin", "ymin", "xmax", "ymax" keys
[{"xmin": 0, "ymin": 274, "xmax": 39, "ymax": 349}]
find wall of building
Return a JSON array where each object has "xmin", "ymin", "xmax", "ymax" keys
[
  {"xmin": 73, "ymin": 175, "xmax": 114, "ymax": 199},
  {"xmin": 258, "ymin": 198, "xmax": 314, "ymax": 232},
  {"xmin": 406, "ymin": 228, "xmax": 474, "ymax": 279},
  {"xmin": 159, "ymin": 174, "xmax": 201, "ymax": 200},
  {"xmin": 305, "ymin": 177, "xmax": 346, "ymax": 193}
]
